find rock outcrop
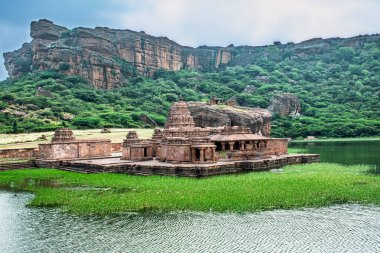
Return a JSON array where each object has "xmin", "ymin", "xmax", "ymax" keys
[
  {"xmin": 4, "ymin": 19, "xmax": 380, "ymax": 89},
  {"xmin": 267, "ymin": 93, "xmax": 301, "ymax": 116},
  {"xmin": 4, "ymin": 19, "xmax": 233, "ymax": 89},
  {"xmin": 187, "ymin": 102, "xmax": 271, "ymax": 136}
]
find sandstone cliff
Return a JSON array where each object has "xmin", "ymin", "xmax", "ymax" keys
[
  {"xmin": 187, "ymin": 102, "xmax": 271, "ymax": 136},
  {"xmin": 4, "ymin": 19, "xmax": 380, "ymax": 89}
]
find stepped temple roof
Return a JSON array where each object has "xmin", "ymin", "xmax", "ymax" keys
[
  {"xmin": 166, "ymin": 101, "xmax": 196, "ymax": 129},
  {"xmin": 51, "ymin": 128, "xmax": 76, "ymax": 143}
]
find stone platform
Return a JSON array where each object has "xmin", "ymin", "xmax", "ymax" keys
[{"xmin": 46, "ymin": 153, "xmax": 320, "ymax": 177}]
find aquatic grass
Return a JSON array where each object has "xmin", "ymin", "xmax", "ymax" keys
[
  {"xmin": 367, "ymin": 165, "xmax": 380, "ymax": 175},
  {"xmin": 0, "ymin": 163, "xmax": 380, "ymax": 215},
  {"xmin": 287, "ymin": 148, "xmax": 307, "ymax": 154}
]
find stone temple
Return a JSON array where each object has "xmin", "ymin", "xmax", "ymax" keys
[
  {"xmin": 120, "ymin": 99, "xmax": 288, "ymax": 164},
  {"xmin": 36, "ymin": 99, "xmax": 319, "ymax": 177}
]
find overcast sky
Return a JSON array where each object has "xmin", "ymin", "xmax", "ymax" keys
[{"xmin": 1, "ymin": 0, "xmax": 380, "ymax": 80}]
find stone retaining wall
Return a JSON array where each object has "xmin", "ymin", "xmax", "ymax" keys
[
  {"xmin": 54, "ymin": 154, "xmax": 320, "ymax": 177},
  {"xmin": 111, "ymin": 143, "xmax": 123, "ymax": 152},
  {"xmin": 0, "ymin": 148, "xmax": 39, "ymax": 158}
]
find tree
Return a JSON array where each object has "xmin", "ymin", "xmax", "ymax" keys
[
  {"xmin": 338, "ymin": 47, "xmax": 355, "ymax": 62},
  {"xmin": 13, "ymin": 121, "xmax": 18, "ymax": 133}
]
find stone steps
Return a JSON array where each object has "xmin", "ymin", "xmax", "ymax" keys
[
  {"xmin": 0, "ymin": 161, "xmax": 36, "ymax": 171},
  {"xmin": 57, "ymin": 166, "xmax": 103, "ymax": 174}
]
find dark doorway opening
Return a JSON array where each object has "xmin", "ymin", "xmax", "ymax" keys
[
  {"xmin": 215, "ymin": 142, "xmax": 222, "ymax": 151},
  {"xmin": 195, "ymin": 149, "xmax": 201, "ymax": 161}
]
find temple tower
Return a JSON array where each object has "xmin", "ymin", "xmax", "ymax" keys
[
  {"xmin": 51, "ymin": 128, "xmax": 76, "ymax": 143},
  {"xmin": 165, "ymin": 101, "xmax": 196, "ymax": 129}
]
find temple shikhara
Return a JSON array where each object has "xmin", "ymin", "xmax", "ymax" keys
[{"xmin": 35, "ymin": 99, "xmax": 319, "ymax": 177}]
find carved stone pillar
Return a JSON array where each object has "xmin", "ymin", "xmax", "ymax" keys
[
  {"xmin": 200, "ymin": 148, "xmax": 205, "ymax": 162},
  {"xmin": 229, "ymin": 142, "xmax": 234, "ymax": 151},
  {"xmin": 191, "ymin": 148, "xmax": 196, "ymax": 163},
  {"xmin": 240, "ymin": 141, "xmax": 245, "ymax": 150},
  {"xmin": 221, "ymin": 142, "xmax": 226, "ymax": 150}
]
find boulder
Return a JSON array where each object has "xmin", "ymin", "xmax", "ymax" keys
[
  {"xmin": 187, "ymin": 102, "xmax": 271, "ymax": 136},
  {"xmin": 140, "ymin": 114, "xmax": 157, "ymax": 127},
  {"xmin": 242, "ymin": 85, "xmax": 257, "ymax": 94},
  {"xmin": 267, "ymin": 93, "xmax": 301, "ymax": 116}
]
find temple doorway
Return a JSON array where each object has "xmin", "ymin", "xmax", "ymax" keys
[
  {"xmin": 195, "ymin": 149, "xmax": 201, "ymax": 161},
  {"xmin": 144, "ymin": 147, "xmax": 148, "ymax": 157}
]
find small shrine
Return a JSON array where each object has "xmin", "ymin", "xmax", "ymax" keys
[
  {"xmin": 122, "ymin": 131, "xmax": 153, "ymax": 161},
  {"xmin": 38, "ymin": 128, "xmax": 112, "ymax": 160}
]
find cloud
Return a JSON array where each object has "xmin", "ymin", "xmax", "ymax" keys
[{"xmin": 117, "ymin": 0, "xmax": 380, "ymax": 46}]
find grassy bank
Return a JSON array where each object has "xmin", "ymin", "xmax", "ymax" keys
[
  {"xmin": 1, "ymin": 163, "xmax": 379, "ymax": 215},
  {"xmin": 0, "ymin": 128, "xmax": 154, "ymax": 149},
  {"xmin": 291, "ymin": 136, "xmax": 380, "ymax": 143}
]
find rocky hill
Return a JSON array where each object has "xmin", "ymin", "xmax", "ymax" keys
[{"xmin": 4, "ymin": 19, "xmax": 380, "ymax": 89}]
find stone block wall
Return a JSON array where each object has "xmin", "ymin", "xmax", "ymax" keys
[
  {"xmin": 267, "ymin": 138, "xmax": 288, "ymax": 155},
  {"xmin": 39, "ymin": 143, "xmax": 79, "ymax": 159},
  {"xmin": 77, "ymin": 141, "xmax": 112, "ymax": 158},
  {"xmin": 38, "ymin": 140, "xmax": 112, "ymax": 160},
  {"xmin": 0, "ymin": 148, "xmax": 39, "ymax": 158},
  {"xmin": 162, "ymin": 144, "xmax": 192, "ymax": 163},
  {"xmin": 111, "ymin": 143, "xmax": 123, "ymax": 152}
]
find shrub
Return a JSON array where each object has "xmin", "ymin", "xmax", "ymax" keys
[{"xmin": 72, "ymin": 117, "xmax": 103, "ymax": 128}]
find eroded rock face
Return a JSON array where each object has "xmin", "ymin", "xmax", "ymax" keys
[
  {"xmin": 267, "ymin": 93, "xmax": 301, "ymax": 116},
  {"xmin": 4, "ymin": 19, "xmax": 380, "ymax": 89},
  {"xmin": 4, "ymin": 19, "xmax": 233, "ymax": 89},
  {"xmin": 187, "ymin": 102, "xmax": 271, "ymax": 136}
]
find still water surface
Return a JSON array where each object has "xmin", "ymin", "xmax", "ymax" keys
[
  {"xmin": 1, "ymin": 191, "xmax": 380, "ymax": 253},
  {"xmin": 289, "ymin": 140, "xmax": 380, "ymax": 166}
]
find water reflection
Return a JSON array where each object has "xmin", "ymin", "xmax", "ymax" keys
[
  {"xmin": 1, "ymin": 191, "xmax": 380, "ymax": 253},
  {"xmin": 289, "ymin": 140, "xmax": 380, "ymax": 166}
]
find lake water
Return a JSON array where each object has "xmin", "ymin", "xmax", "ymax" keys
[
  {"xmin": 289, "ymin": 140, "xmax": 380, "ymax": 166},
  {"xmin": 1, "ymin": 191, "xmax": 380, "ymax": 253}
]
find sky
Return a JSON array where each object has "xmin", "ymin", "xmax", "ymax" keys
[{"xmin": 1, "ymin": 0, "xmax": 380, "ymax": 80}]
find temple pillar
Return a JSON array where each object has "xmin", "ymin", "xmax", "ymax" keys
[
  {"xmin": 200, "ymin": 148, "xmax": 205, "ymax": 162},
  {"xmin": 212, "ymin": 147, "xmax": 217, "ymax": 161},
  {"xmin": 229, "ymin": 142, "xmax": 234, "ymax": 151},
  {"xmin": 191, "ymin": 148, "xmax": 196, "ymax": 163},
  {"xmin": 240, "ymin": 141, "xmax": 245, "ymax": 150},
  {"xmin": 221, "ymin": 142, "xmax": 226, "ymax": 150}
]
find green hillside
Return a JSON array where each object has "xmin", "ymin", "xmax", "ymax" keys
[{"xmin": 0, "ymin": 41, "xmax": 379, "ymax": 138}]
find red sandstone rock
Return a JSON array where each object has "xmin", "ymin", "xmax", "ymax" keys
[{"xmin": 5, "ymin": 19, "xmax": 379, "ymax": 89}]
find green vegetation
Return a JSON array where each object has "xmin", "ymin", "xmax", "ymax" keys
[
  {"xmin": 291, "ymin": 136, "xmax": 380, "ymax": 143},
  {"xmin": 287, "ymin": 147, "xmax": 307, "ymax": 154},
  {"xmin": 0, "ymin": 40, "xmax": 379, "ymax": 138},
  {"xmin": 0, "ymin": 163, "xmax": 379, "ymax": 215}
]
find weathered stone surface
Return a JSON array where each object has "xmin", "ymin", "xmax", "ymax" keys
[
  {"xmin": 36, "ymin": 86, "xmax": 53, "ymax": 97},
  {"xmin": 4, "ymin": 19, "xmax": 233, "ymax": 89},
  {"xmin": 139, "ymin": 114, "xmax": 157, "ymax": 127},
  {"xmin": 187, "ymin": 102, "xmax": 271, "ymax": 136},
  {"xmin": 242, "ymin": 85, "xmax": 256, "ymax": 94},
  {"xmin": 5, "ymin": 19, "xmax": 380, "ymax": 89},
  {"xmin": 267, "ymin": 93, "xmax": 301, "ymax": 116}
]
